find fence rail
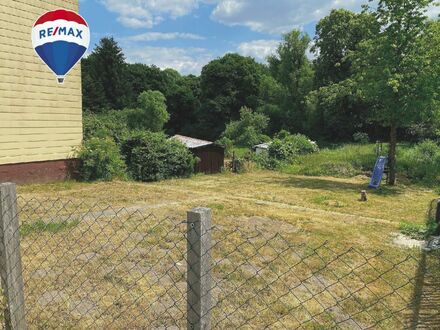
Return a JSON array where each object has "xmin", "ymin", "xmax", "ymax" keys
[{"xmin": 0, "ymin": 182, "xmax": 439, "ymax": 329}]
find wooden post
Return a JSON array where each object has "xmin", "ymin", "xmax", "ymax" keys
[
  {"xmin": 187, "ymin": 208, "xmax": 212, "ymax": 330},
  {"xmin": 0, "ymin": 183, "xmax": 27, "ymax": 330}
]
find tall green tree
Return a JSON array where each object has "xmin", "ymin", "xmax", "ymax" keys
[
  {"xmin": 313, "ymin": 9, "xmax": 378, "ymax": 87},
  {"xmin": 165, "ymin": 74, "xmax": 201, "ymax": 136},
  {"xmin": 268, "ymin": 30, "xmax": 314, "ymax": 132},
  {"xmin": 198, "ymin": 53, "xmax": 264, "ymax": 139},
  {"xmin": 82, "ymin": 56, "xmax": 107, "ymax": 110},
  {"xmin": 354, "ymin": 0, "xmax": 437, "ymax": 185},
  {"xmin": 83, "ymin": 37, "xmax": 129, "ymax": 110}
]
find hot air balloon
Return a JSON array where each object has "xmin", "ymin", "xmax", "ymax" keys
[{"xmin": 32, "ymin": 9, "xmax": 90, "ymax": 84}]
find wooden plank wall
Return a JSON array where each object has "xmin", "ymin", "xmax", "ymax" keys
[{"xmin": 0, "ymin": 0, "xmax": 82, "ymax": 165}]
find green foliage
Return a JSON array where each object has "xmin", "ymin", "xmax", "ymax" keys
[
  {"xmin": 198, "ymin": 53, "xmax": 265, "ymax": 139},
  {"xmin": 222, "ymin": 107, "xmax": 269, "ymax": 147},
  {"xmin": 77, "ymin": 137, "xmax": 127, "ymax": 182},
  {"xmin": 21, "ymin": 220, "xmax": 80, "ymax": 238},
  {"xmin": 353, "ymin": 0, "xmax": 437, "ymax": 184},
  {"xmin": 266, "ymin": 133, "xmax": 319, "ymax": 166},
  {"xmin": 305, "ymin": 79, "xmax": 370, "ymax": 141},
  {"xmin": 254, "ymin": 133, "xmax": 319, "ymax": 171},
  {"xmin": 353, "ymin": 132, "xmax": 370, "ymax": 144},
  {"xmin": 121, "ymin": 131, "xmax": 195, "ymax": 182},
  {"xmin": 399, "ymin": 220, "xmax": 438, "ymax": 240},
  {"xmin": 82, "ymin": 37, "xmax": 129, "ymax": 110},
  {"xmin": 268, "ymin": 30, "xmax": 314, "ymax": 132},
  {"xmin": 216, "ymin": 137, "xmax": 234, "ymax": 158},
  {"xmin": 126, "ymin": 91, "xmax": 170, "ymax": 132},
  {"xmin": 313, "ymin": 9, "xmax": 379, "ymax": 86},
  {"xmin": 83, "ymin": 111, "xmax": 130, "ymax": 144},
  {"xmin": 400, "ymin": 140, "xmax": 440, "ymax": 184},
  {"xmin": 282, "ymin": 144, "xmax": 377, "ymax": 177},
  {"xmin": 354, "ymin": 0, "xmax": 436, "ymax": 128}
]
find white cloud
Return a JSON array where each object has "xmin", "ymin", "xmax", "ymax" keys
[
  {"xmin": 101, "ymin": 0, "xmax": 200, "ymax": 28},
  {"xmin": 211, "ymin": 0, "xmax": 366, "ymax": 34},
  {"xmin": 427, "ymin": 3, "xmax": 440, "ymax": 18},
  {"xmin": 124, "ymin": 46, "xmax": 214, "ymax": 74},
  {"xmin": 128, "ymin": 32, "xmax": 205, "ymax": 41},
  {"xmin": 237, "ymin": 40, "xmax": 279, "ymax": 62}
]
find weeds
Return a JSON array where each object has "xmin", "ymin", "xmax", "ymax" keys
[
  {"xmin": 20, "ymin": 219, "xmax": 80, "ymax": 237},
  {"xmin": 399, "ymin": 220, "xmax": 438, "ymax": 240}
]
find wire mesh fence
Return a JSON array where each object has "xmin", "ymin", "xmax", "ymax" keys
[{"xmin": 0, "ymin": 184, "xmax": 439, "ymax": 329}]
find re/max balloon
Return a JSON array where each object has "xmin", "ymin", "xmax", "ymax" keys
[{"xmin": 32, "ymin": 9, "xmax": 90, "ymax": 84}]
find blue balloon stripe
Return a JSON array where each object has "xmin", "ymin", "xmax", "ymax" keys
[{"xmin": 35, "ymin": 41, "xmax": 86, "ymax": 76}]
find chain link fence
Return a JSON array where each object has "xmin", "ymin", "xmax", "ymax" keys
[{"xmin": 1, "ymin": 182, "xmax": 439, "ymax": 329}]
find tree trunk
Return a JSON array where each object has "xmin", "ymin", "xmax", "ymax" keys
[{"xmin": 388, "ymin": 124, "xmax": 397, "ymax": 185}]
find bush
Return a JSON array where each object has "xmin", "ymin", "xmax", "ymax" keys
[
  {"xmin": 400, "ymin": 140, "xmax": 440, "ymax": 184},
  {"xmin": 222, "ymin": 107, "xmax": 269, "ymax": 147},
  {"xmin": 353, "ymin": 132, "xmax": 370, "ymax": 144},
  {"xmin": 122, "ymin": 131, "xmax": 195, "ymax": 182},
  {"xmin": 216, "ymin": 137, "xmax": 234, "ymax": 158},
  {"xmin": 126, "ymin": 91, "xmax": 170, "ymax": 132},
  {"xmin": 399, "ymin": 220, "xmax": 438, "ymax": 240},
  {"xmin": 83, "ymin": 111, "xmax": 130, "ymax": 144},
  {"xmin": 77, "ymin": 137, "xmax": 127, "ymax": 181},
  {"xmin": 268, "ymin": 133, "xmax": 318, "ymax": 163}
]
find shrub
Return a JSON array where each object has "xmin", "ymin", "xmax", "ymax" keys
[
  {"xmin": 126, "ymin": 91, "xmax": 170, "ymax": 132},
  {"xmin": 253, "ymin": 152, "xmax": 278, "ymax": 170},
  {"xmin": 353, "ymin": 132, "xmax": 370, "ymax": 144},
  {"xmin": 216, "ymin": 137, "xmax": 234, "ymax": 158},
  {"xmin": 77, "ymin": 137, "xmax": 127, "ymax": 181},
  {"xmin": 268, "ymin": 133, "xmax": 318, "ymax": 163},
  {"xmin": 400, "ymin": 140, "xmax": 440, "ymax": 184},
  {"xmin": 122, "ymin": 131, "xmax": 195, "ymax": 182},
  {"xmin": 83, "ymin": 111, "xmax": 130, "ymax": 144},
  {"xmin": 399, "ymin": 220, "xmax": 438, "ymax": 240},
  {"xmin": 222, "ymin": 107, "xmax": 269, "ymax": 147}
]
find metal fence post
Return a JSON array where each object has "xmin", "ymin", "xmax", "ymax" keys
[
  {"xmin": 0, "ymin": 183, "xmax": 27, "ymax": 330},
  {"xmin": 187, "ymin": 208, "xmax": 212, "ymax": 330}
]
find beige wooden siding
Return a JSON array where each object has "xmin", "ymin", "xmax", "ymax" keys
[{"xmin": 0, "ymin": 0, "xmax": 82, "ymax": 165}]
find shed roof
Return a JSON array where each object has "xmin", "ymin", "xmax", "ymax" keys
[
  {"xmin": 253, "ymin": 143, "xmax": 271, "ymax": 150},
  {"xmin": 172, "ymin": 135, "xmax": 214, "ymax": 149}
]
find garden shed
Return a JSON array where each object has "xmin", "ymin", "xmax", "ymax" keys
[
  {"xmin": 173, "ymin": 135, "xmax": 224, "ymax": 174},
  {"xmin": 0, "ymin": 0, "xmax": 82, "ymax": 184}
]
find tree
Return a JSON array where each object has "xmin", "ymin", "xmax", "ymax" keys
[
  {"xmin": 82, "ymin": 56, "xmax": 107, "ymax": 110},
  {"xmin": 268, "ymin": 30, "xmax": 314, "ymax": 132},
  {"xmin": 305, "ymin": 79, "xmax": 370, "ymax": 141},
  {"xmin": 313, "ymin": 9, "xmax": 379, "ymax": 87},
  {"xmin": 354, "ymin": 0, "xmax": 437, "ymax": 185},
  {"xmin": 164, "ymin": 74, "xmax": 201, "ymax": 136},
  {"xmin": 125, "ymin": 64, "xmax": 169, "ymax": 107},
  {"xmin": 221, "ymin": 107, "xmax": 269, "ymax": 147},
  {"xmin": 83, "ymin": 37, "xmax": 129, "ymax": 110},
  {"xmin": 198, "ymin": 54, "xmax": 264, "ymax": 139},
  {"xmin": 257, "ymin": 75, "xmax": 287, "ymax": 134},
  {"xmin": 127, "ymin": 91, "xmax": 170, "ymax": 132}
]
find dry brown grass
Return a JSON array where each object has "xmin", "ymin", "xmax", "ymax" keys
[{"xmin": 6, "ymin": 171, "xmax": 438, "ymax": 328}]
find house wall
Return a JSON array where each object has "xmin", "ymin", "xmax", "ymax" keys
[{"xmin": 0, "ymin": 0, "xmax": 82, "ymax": 170}]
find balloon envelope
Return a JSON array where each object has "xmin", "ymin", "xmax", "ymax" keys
[{"xmin": 32, "ymin": 9, "xmax": 90, "ymax": 84}]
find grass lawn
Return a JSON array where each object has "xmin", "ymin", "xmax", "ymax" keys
[{"xmin": 13, "ymin": 171, "xmax": 440, "ymax": 328}]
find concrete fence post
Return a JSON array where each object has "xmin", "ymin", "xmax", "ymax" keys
[
  {"xmin": 187, "ymin": 208, "xmax": 212, "ymax": 330},
  {"xmin": 0, "ymin": 183, "xmax": 27, "ymax": 330}
]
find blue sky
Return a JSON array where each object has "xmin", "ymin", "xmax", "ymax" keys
[{"xmin": 78, "ymin": 0, "xmax": 439, "ymax": 75}]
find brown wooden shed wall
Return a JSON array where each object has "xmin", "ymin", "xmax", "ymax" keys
[{"xmin": 192, "ymin": 145, "xmax": 224, "ymax": 174}]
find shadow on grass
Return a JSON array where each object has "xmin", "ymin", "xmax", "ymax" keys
[
  {"xmin": 263, "ymin": 175, "xmax": 403, "ymax": 196},
  {"xmin": 408, "ymin": 251, "xmax": 440, "ymax": 328}
]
